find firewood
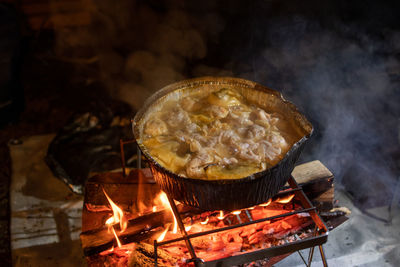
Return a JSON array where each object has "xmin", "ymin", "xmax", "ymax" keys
[
  {"xmin": 291, "ymin": 160, "xmax": 334, "ymax": 211},
  {"xmin": 80, "ymin": 210, "xmax": 168, "ymax": 256},
  {"xmin": 81, "ymin": 204, "xmax": 201, "ymax": 256}
]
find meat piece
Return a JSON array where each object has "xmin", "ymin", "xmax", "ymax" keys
[
  {"xmin": 226, "ymin": 112, "xmax": 253, "ymax": 126},
  {"xmin": 188, "ymin": 138, "xmax": 201, "ymax": 153},
  {"xmin": 181, "ymin": 97, "xmax": 200, "ymax": 112},
  {"xmin": 185, "ymin": 122, "xmax": 199, "ymax": 133},
  {"xmin": 246, "ymin": 124, "xmax": 266, "ymax": 139},
  {"xmin": 186, "ymin": 152, "xmax": 214, "ymax": 178},
  {"xmin": 267, "ymin": 132, "xmax": 288, "ymax": 150},
  {"xmin": 144, "ymin": 118, "xmax": 168, "ymax": 136},
  {"xmin": 218, "ymin": 130, "xmax": 240, "ymax": 145},
  {"xmin": 236, "ymin": 143, "xmax": 261, "ymax": 163},
  {"xmin": 205, "ymin": 105, "xmax": 229, "ymax": 119},
  {"xmin": 250, "ymin": 108, "xmax": 272, "ymax": 121},
  {"xmin": 258, "ymin": 140, "xmax": 282, "ymax": 161},
  {"xmin": 221, "ymin": 157, "xmax": 238, "ymax": 165},
  {"xmin": 164, "ymin": 107, "xmax": 190, "ymax": 128}
]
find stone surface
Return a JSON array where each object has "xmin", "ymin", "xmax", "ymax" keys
[{"xmin": 275, "ymin": 190, "xmax": 400, "ymax": 267}]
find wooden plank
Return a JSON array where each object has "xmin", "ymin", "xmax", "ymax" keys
[
  {"xmin": 291, "ymin": 160, "xmax": 334, "ymax": 211},
  {"xmin": 291, "ymin": 160, "xmax": 333, "ymax": 183}
]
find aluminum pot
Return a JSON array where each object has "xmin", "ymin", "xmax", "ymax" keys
[{"xmin": 132, "ymin": 77, "xmax": 313, "ymax": 211}]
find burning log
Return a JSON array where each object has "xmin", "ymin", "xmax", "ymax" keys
[
  {"xmin": 81, "ymin": 204, "xmax": 203, "ymax": 256},
  {"xmin": 81, "ymin": 209, "xmax": 168, "ymax": 256}
]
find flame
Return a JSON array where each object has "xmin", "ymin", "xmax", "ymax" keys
[
  {"xmin": 103, "ymin": 188, "xmax": 127, "ymax": 232},
  {"xmin": 232, "ymin": 210, "xmax": 241, "ymax": 215},
  {"xmin": 159, "ymin": 192, "xmax": 178, "ymax": 234},
  {"xmin": 259, "ymin": 199, "xmax": 272, "ymax": 207},
  {"xmin": 111, "ymin": 227, "xmax": 122, "ymax": 248},
  {"xmin": 157, "ymin": 225, "xmax": 170, "ymax": 242},
  {"xmin": 200, "ymin": 216, "xmax": 209, "ymax": 225},
  {"xmin": 276, "ymin": 194, "xmax": 295, "ymax": 204},
  {"xmin": 185, "ymin": 225, "xmax": 192, "ymax": 232},
  {"xmin": 217, "ymin": 210, "xmax": 224, "ymax": 220},
  {"xmin": 152, "ymin": 206, "xmax": 157, "ymax": 212},
  {"xmin": 105, "ymin": 216, "xmax": 115, "ymax": 225}
]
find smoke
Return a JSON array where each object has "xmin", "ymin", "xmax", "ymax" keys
[
  {"xmin": 232, "ymin": 14, "xmax": 400, "ymax": 208},
  {"xmin": 51, "ymin": 0, "xmax": 399, "ymax": 208}
]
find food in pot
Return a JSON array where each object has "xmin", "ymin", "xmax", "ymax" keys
[{"xmin": 142, "ymin": 88, "xmax": 295, "ymax": 180}]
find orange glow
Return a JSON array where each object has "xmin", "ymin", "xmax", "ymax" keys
[
  {"xmin": 152, "ymin": 206, "xmax": 157, "ymax": 212},
  {"xmin": 157, "ymin": 225, "xmax": 170, "ymax": 242},
  {"xmin": 111, "ymin": 227, "xmax": 122, "ymax": 248},
  {"xmin": 259, "ymin": 199, "xmax": 272, "ymax": 207},
  {"xmin": 247, "ymin": 206, "xmax": 255, "ymax": 210},
  {"xmin": 217, "ymin": 210, "xmax": 224, "ymax": 220},
  {"xmin": 103, "ymin": 188, "xmax": 127, "ymax": 232},
  {"xmin": 159, "ymin": 192, "xmax": 178, "ymax": 234},
  {"xmin": 232, "ymin": 210, "xmax": 241, "ymax": 215},
  {"xmin": 276, "ymin": 194, "xmax": 295, "ymax": 204},
  {"xmin": 200, "ymin": 217, "xmax": 209, "ymax": 225},
  {"xmin": 185, "ymin": 225, "xmax": 192, "ymax": 232}
]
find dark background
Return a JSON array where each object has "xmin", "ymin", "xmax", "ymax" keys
[{"xmin": 1, "ymin": 0, "xmax": 400, "ymax": 265}]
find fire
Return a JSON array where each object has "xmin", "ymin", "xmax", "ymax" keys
[
  {"xmin": 276, "ymin": 194, "xmax": 295, "ymax": 204},
  {"xmin": 158, "ymin": 192, "xmax": 178, "ymax": 234},
  {"xmin": 232, "ymin": 210, "xmax": 242, "ymax": 215},
  {"xmin": 157, "ymin": 225, "xmax": 170, "ymax": 242},
  {"xmin": 152, "ymin": 206, "xmax": 157, "ymax": 212},
  {"xmin": 200, "ymin": 216, "xmax": 209, "ymax": 225},
  {"xmin": 217, "ymin": 210, "xmax": 224, "ymax": 220},
  {"xmin": 185, "ymin": 225, "xmax": 192, "ymax": 232},
  {"xmin": 103, "ymin": 188, "xmax": 128, "ymax": 248},
  {"xmin": 111, "ymin": 227, "xmax": 122, "ymax": 247},
  {"xmin": 259, "ymin": 199, "xmax": 272, "ymax": 207},
  {"xmin": 103, "ymin": 188, "xmax": 127, "ymax": 232}
]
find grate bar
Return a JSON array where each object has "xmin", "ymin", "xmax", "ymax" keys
[{"xmin": 156, "ymin": 206, "xmax": 316, "ymax": 246}]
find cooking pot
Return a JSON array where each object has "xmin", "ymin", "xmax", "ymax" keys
[{"xmin": 132, "ymin": 77, "xmax": 313, "ymax": 210}]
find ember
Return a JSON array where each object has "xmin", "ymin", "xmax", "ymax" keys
[{"xmin": 151, "ymin": 193, "xmax": 315, "ymax": 265}]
